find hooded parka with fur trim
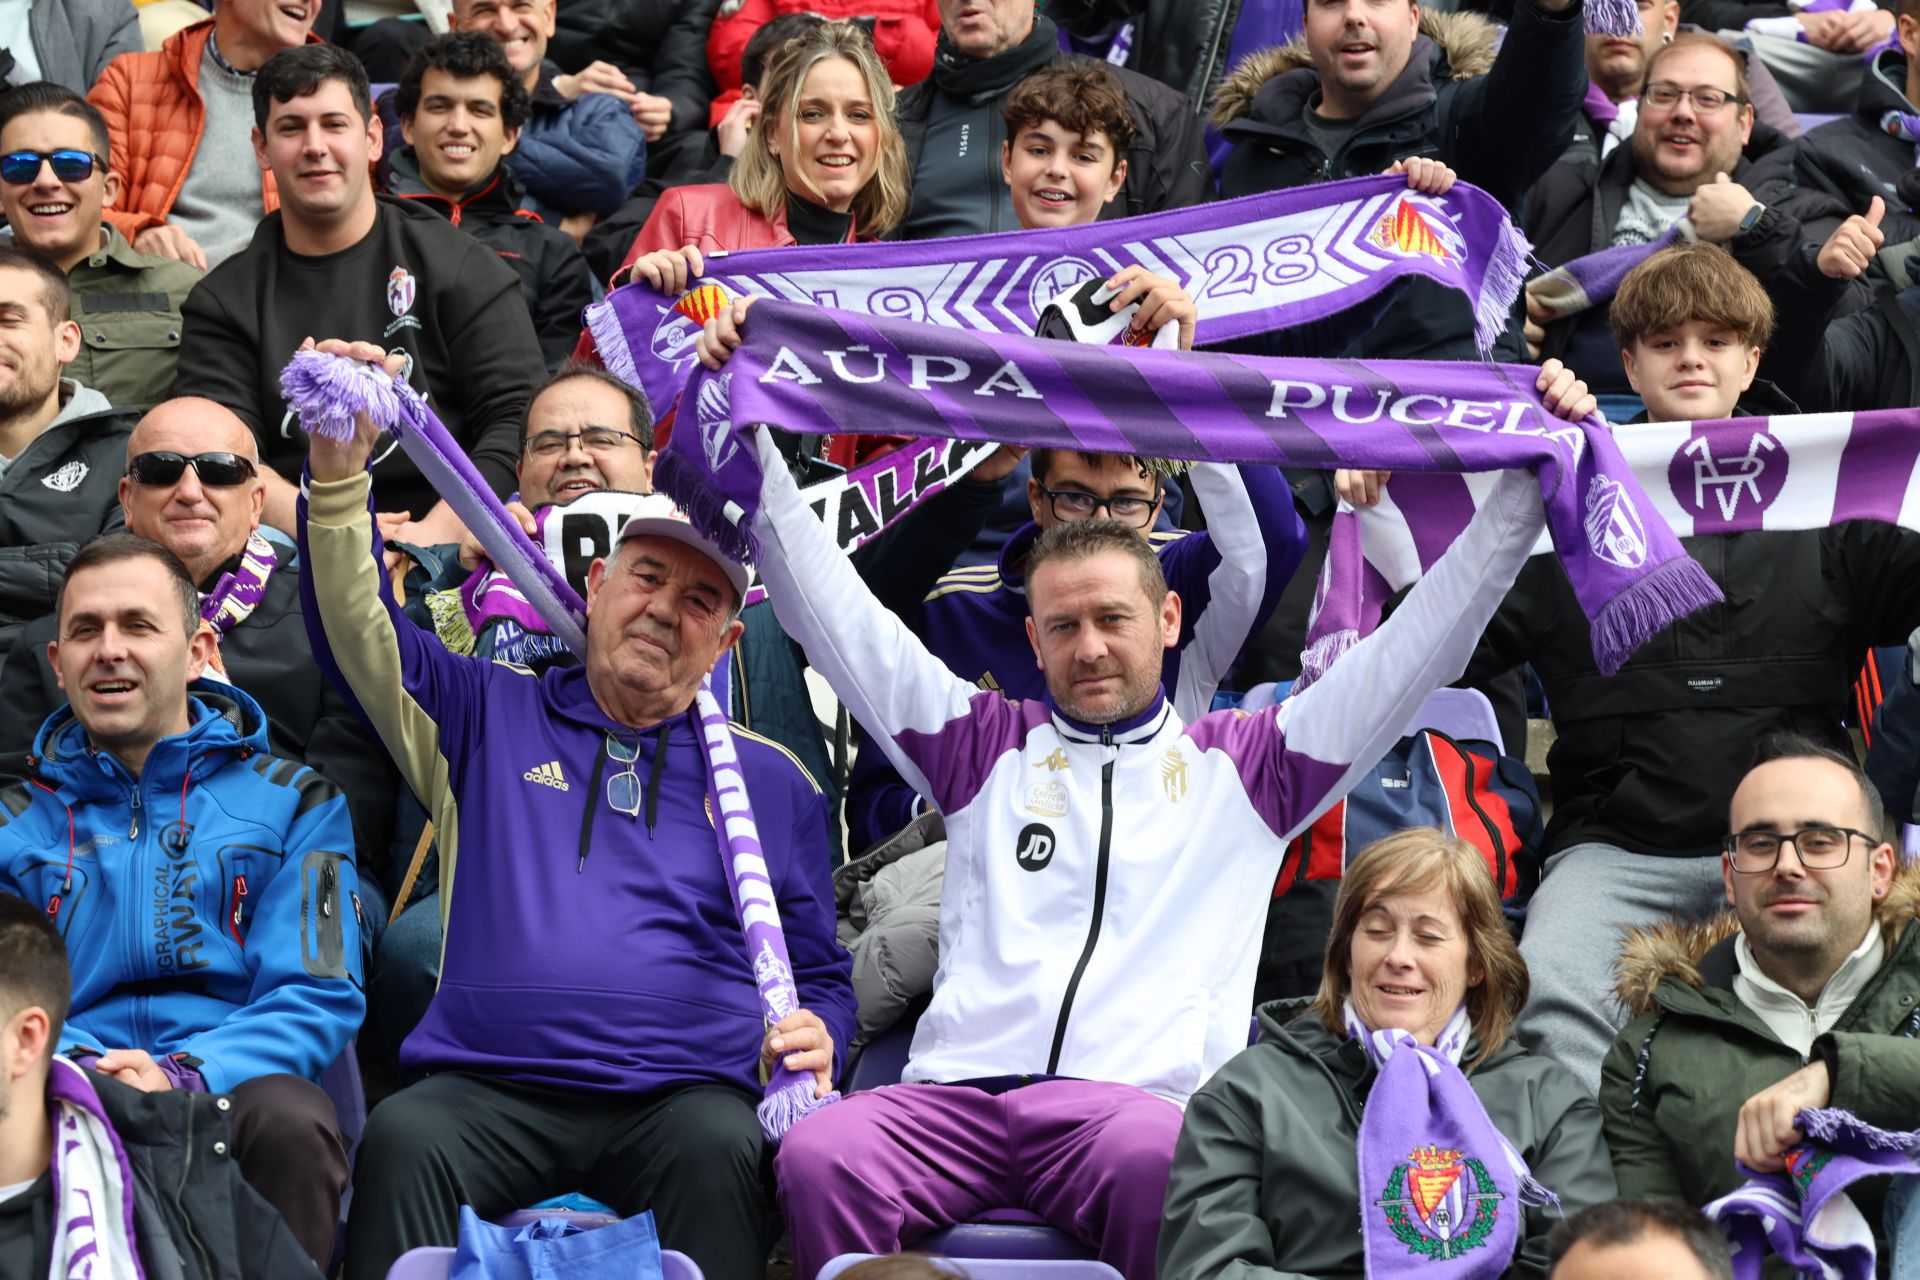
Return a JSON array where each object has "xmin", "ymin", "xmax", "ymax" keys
[{"xmin": 1599, "ymin": 863, "xmax": 1920, "ymax": 1277}]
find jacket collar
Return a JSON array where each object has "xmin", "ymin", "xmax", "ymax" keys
[
  {"xmin": 929, "ymin": 15, "xmax": 1063, "ymax": 105},
  {"xmin": 87, "ymin": 224, "xmax": 160, "ymax": 272},
  {"xmin": 1047, "ymin": 687, "xmax": 1170, "ymax": 745},
  {"xmin": 386, "ymin": 146, "xmax": 532, "ymax": 223},
  {"xmin": 32, "ymin": 683, "xmax": 268, "ymax": 799},
  {"xmin": 1858, "ymin": 46, "xmax": 1915, "ymax": 121}
]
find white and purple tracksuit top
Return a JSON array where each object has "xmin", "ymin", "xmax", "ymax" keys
[{"xmin": 753, "ymin": 432, "xmax": 1548, "ymax": 1107}]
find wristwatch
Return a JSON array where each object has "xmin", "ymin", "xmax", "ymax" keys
[{"xmin": 1736, "ymin": 202, "xmax": 1768, "ymax": 237}]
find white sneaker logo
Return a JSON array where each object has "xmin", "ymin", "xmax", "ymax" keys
[{"xmin": 523, "ymin": 761, "xmax": 570, "ymax": 791}]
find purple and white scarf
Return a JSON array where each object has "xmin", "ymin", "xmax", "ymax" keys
[
  {"xmin": 280, "ymin": 351, "xmax": 832, "ymax": 1140},
  {"xmin": 45, "ymin": 1055, "xmax": 144, "ymax": 1280},
  {"xmin": 1705, "ymin": 1108, "xmax": 1920, "ymax": 1280},
  {"xmin": 196, "ymin": 530, "xmax": 279, "ymax": 681},
  {"xmin": 585, "ymin": 175, "xmax": 1534, "ymax": 416},
  {"xmin": 1301, "ymin": 407, "xmax": 1920, "ymax": 686},
  {"xmin": 1526, "ymin": 223, "xmax": 1690, "ymax": 329},
  {"xmin": 652, "ymin": 299, "xmax": 1720, "ymax": 675},
  {"xmin": 1347, "ymin": 1002, "xmax": 1557, "ymax": 1279}
]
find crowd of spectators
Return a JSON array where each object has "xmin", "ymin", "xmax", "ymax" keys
[{"xmin": 0, "ymin": 0, "xmax": 1917, "ymax": 1278}]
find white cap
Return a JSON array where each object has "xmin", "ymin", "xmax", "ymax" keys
[{"xmin": 614, "ymin": 493, "xmax": 752, "ymax": 604}]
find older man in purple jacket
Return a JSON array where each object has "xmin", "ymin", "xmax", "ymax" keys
[{"xmin": 297, "ymin": 342, "xmax": 854, "ymax": 1280}]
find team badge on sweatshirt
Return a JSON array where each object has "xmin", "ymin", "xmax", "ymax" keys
[
  {"xmin": 40, "ymin": 459, "xmax": 88, "ymax": 492},
  {"xmin": 385, "ymin": 266, "xmax": 422, "ymax": 337}
]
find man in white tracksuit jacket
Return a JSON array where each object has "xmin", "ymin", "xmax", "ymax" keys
[{"xmin": 747, "ymin": 404, "xmax": 1558, "ymax": 1277}]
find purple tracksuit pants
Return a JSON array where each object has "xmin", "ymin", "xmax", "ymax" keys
[{"xmin": 775, "ymin": 1079, "xmax": 1182, "ymax": 1280}]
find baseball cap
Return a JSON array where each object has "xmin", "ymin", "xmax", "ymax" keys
[{"xmin": 614, "ymin": 493, "xmax": 752, "ymax": 604}]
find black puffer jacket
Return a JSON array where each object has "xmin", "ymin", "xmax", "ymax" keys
[
  {"xmin": 386, "ymin": 148, "xmax": 596, "ymax": 374},
  {"xmin": 1214, "ymin": 2, "xmax": 1585, "ymax": 361},
  {"xmin": 1465, "ymin": 384, "xmax": 1920, "ymax": 862},
  {"xmin": 1045, "ymin": 0, "xmax": 1243, "ymax": 108},
  {"xmin": 0, "ymin": 1070, "xmax": 321, "ymax": 1279},
  {"xmin": 1793, "ymin": 47, "xmax": 1920, "ymax": 243},
  {"xmin": 0, "ymin": 385, "xmax": 131, "ymax": 666},
  {"xmin": 895, "ymin": 15, "xmax": 1212, "ymax": 240},
  {"xmin": 1767, "ymin": 237, "xmax": 1920, "ymax": 412},
  {"xmin": 1526, "ymin": 124, "xmax": 1845, "ymax": 392}
]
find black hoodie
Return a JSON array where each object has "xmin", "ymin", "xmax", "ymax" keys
[{"xmin": 1793, "ymin": 47, "xmax": 1920, "ymax": 245}]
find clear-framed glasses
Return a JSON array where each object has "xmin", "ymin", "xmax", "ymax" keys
[
  {"xmin": 605, "ymin": 733, "xmax": 641, "ymax": 818},
  {"xmin": 1722, "ymin": 826, "xmax": 1874, "ymax": 873},
  {"xmin": 1035, "ymin": 483, "xmax": 1160, "ymax": 528},
  {"xmin": 1642, "ymin": 83, "xmax": 1748, "ymax": 113},
  {"xmin": 523, "ymin": 428, "xmax": 644, "ymax": 459}
]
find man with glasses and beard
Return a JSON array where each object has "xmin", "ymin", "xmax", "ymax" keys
[
  {"xmin": 0, "ymin": 396, "xmax": 395, "ymax": 908},
  {"xmin": 1603, "ymin": 735, "xmax": 1920, "ymax": 1266},
  {"xmin": 0, "ymin": 247, "xmax": 134, "ymax": 669},
  {"xmin": 298, "ymin": 340, "xmax": 853, "ymax": 1280}
]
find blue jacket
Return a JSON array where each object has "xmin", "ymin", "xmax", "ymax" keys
[
  {"xmin": 301, "ymin": 471, "xmax": 856, "ymax": 1094},
  {"xmin": 0, "ymin": 686, "xmax": 363, "ymax": 1091},
  {"xmin": 515, "ymin": 66, "xmax": 650, "ymax": 221}
]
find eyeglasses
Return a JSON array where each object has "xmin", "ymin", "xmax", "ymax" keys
[
  {"xmin": 126, "ymin": 451, "xmax": 258, "ymax": 487},
  {"xmin": 0, "ymin": 149, "xmax": 106, "ymax": 185},
  {"xmin": 605, "ymin": 733, "xmax": 641, "ymax": 818},
  {"xmin": 523, "ymin": 428, "xmax": 645, "ymax": 459},
  {"xmin": 1035, "ymin": 483, "xmax": 1160, "ymax": 528},
  {"xmin": 1722, "ymin": 826, "xmax": 1876, "ymax": 873},
  {"xmin": 1642, "ymin": 83, "xmax": 1748, "ymax": 113}
]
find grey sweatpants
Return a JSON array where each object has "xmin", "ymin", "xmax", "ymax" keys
[{"xmin": 1516, "ymin": 843, "xmax": 1729, "ymax": 1094}]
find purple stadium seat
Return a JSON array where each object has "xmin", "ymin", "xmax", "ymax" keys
[
  {"xmin": 1401, "ymin": 687, "xmax": 1503, "ymax": 753},
  {"xmin": 386, "ymin": 1246, "xmax": 454, "ymax": 1279},
  {"xmin": 818, "ymin": 1254, "xmax": 1123, "ymax": 1280},
  {"xmin": 489, "ymin": 1206, "xmax": 624, "ymax": 1232},
  {"xmin": 385, "ymin": 1245, "xmax": 703, "ymax": 1280},
  {"xmin": 844, "ymin": 1020, "xmax": 917, "ymax": 1094},
  {"xmin": 917, "ymin": 1210, "xmax": 1097, "ymax": 1261}
]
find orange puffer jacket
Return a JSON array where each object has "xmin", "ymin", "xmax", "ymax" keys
[{"xmin": 89, "ymin": 20, "xmax": 312, "ymax": 239}]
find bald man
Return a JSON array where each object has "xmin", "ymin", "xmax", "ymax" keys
[{"xmin": 0, "ymin": 398, "xmax": 394, "ymax": 888}]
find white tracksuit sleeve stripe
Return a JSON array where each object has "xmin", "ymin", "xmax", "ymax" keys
[{"xmin": 1271, "ymin": 467, "xmax": 1546, "ymax": 839}]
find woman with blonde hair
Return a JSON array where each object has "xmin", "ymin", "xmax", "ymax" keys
[
  {"xmin": 616, "ymin": 20, "xmax": 909, "ymax": 277},
  {"xmin": 1159, "ymin": 828, "xmax": 1616, "ymax": 1280}
]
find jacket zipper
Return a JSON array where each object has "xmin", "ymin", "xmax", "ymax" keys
[
  {"xmin": 1047, "ymin": 729, "xmax": 1117, "ymax": 1073},
  {"xmin": 228, "ymin": 875, "xmax": 248, "ymax": 943},
  {"xmin": 175, "ymin": 1092, "xmax": 216, "ymax": 1279},
  {"xmin": 128, "ymin": 787, "xmax": 140, "ymax": 839}
]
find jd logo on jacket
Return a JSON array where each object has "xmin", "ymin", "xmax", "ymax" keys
[{"xmin": 1015, "ymin": 823, "xmax": 1055, "ymax": 872}]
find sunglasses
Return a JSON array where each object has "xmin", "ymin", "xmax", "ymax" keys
[
  {"xmin": 126, "ymin": 451, "xmax": 258, "ymax": 487},
  {"xmin": 0, "ymin": 149, "xmax": 105, "ymax": 185}
]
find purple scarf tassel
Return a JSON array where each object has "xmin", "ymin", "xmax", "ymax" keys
[
  {"xmin": 656, "ymin": 300, "xmax": 1721, "ymax": 677},
  {"xmin": 1706, "ymin": 1108, "xmax": 1920, "ymax": 1280},
  {"xmin": 1585, "ymin": 0, "xmax": 1644, "ymax": 37},
  {"xmin": 279, "ymin": 350, "xmax": 590, "ymax": 654}
]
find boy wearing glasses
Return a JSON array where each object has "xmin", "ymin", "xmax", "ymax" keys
[
  {"xmin": 0, "ymin": 83, "xmax": 202, "ymax": 412},
  {"xmin": 1601, "ymin": 735, "xmax": 1919, "ymax": 1265}
]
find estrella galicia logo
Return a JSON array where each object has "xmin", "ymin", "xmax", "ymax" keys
[{"xmin": 1015, "ymin": 822, "xmax": 1055, "ymax": 872}]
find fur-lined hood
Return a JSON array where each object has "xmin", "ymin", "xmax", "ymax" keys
[
  {"xmin": 1208, "ymin": 10, "xmax": 1501, "ymax": 128},
  {"xmin": 1614, "ymin": 860, "xmax": 1920, "ymax": 1019}
]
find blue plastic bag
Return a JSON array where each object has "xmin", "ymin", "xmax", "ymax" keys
[{"xmin": 450, "ymin": 1206, "xmax": 664, "ymax": 1280}]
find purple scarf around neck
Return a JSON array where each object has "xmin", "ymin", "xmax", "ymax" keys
[
  {"xmin": 1705, "ymin": 1108, "xmax": 1920, "ymax": 1279},
  {"xmin": 654, "ymin": 300, "xmax": 1720, "ymax": 675},
  {"xmin": 45, "ymin": 1055, "xmax": 144, "ymax": 1280},
  {"xmin": 1346, "ymin": 1002, "xmax": 1557, "ymax": 1279},
  {"xmin": 279, "ymin": 351, "xmax": 832, "ymax": 1140},
  {"xmin": 198, "ymin": 530, "xmax": 278, "ymax": 636},
  {"xmin": 585, "ymin": 175, "xmax": 1533, "ymax": 415}
]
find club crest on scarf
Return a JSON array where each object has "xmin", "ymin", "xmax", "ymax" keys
[
  {"xmin": 1377, "ymin": 1145, "xmax": 1505, "ymax": 1259},
  {"xmin": 1371, "ymin": 200, "xmax": 1460, "ymax": 263},
  {"xmin": 1668, "ymin": 425, "xmax": 1788, "ymax": 527},
  {"xmin": 652, "ymin": 281, "xmax": 733, "ymax": 367},
  {"xmin": 1787, "ymin": 1147, "xmax": 1835, "ymax": 1200},
  {"xmin": 698, "ymin": 373, "xmax": 739, "ymax": 472},
  {"xmin": 1027, "ymin": 256, "xmax": 1100, "ymax": 316},
  {"xmin": 1582, "ymin": 474, "xmax": 1649, "ymax": 569}
]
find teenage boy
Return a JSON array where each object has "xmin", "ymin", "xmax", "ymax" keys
[
  {"xmin": 388, "ymin": 32, "xmax": 596, "ymax": 373},
  {"xmin": 1456, "ymin": 243, "xmax": 1920, "ymax": 1090},
  {"xmin": 175, "ymin": 44, "xmax": 545, "ymax": 545}
]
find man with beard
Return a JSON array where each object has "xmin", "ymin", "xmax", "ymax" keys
[
  {"xmin": 1602, "ymin": 737, "xmax": 1920, "ymax": 1264},
  {"xmin": 0, "ymin": 247, "xmax": 132, "ymax": 669},
  {"xmin": 1524, "ymin": 33, "xmax": 1839, "ymax": 404}
]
